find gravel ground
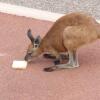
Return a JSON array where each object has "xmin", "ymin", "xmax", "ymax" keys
[{"xmin": 0, "ymin": 0, "xmax": 100, "ymax": 19}]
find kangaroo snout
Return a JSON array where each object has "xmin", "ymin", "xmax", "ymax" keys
[{"xmin": 24, "ymin": 53, "xmax": 33, "ymax": 62}]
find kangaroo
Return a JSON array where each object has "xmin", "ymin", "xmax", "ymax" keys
[{"xmin": 24, "ymin": 12, "xmax": 100, "ymax": 72}]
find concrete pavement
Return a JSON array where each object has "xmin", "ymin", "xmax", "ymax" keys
[
  {"xmin": 0, "ymin": 12, "xmax": 100, "ymax": 100},
  {"xmin": 0, "ymin": 0, "xmax": 100, "ymax": 19}
]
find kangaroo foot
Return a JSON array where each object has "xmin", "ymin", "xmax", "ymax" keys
[
  {"xmin": 44, "ymin": 63, "xmax": 79, "ymax": 72},
  {"xmin": 44, "ymin": 66, "xmax": 57, "ymax": 72},
  {"xmin": 55, "ymin": 63, "xmax": 79, "ymax": 69}
]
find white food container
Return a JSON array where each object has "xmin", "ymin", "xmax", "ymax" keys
[{"xmin": 12, "ymin": 60, "xmax": 28, "ymax": 69}]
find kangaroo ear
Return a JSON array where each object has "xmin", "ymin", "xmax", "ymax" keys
[
  {"xmin": 27, "ymin": 29, "xmax": 34, "ymax": 43},
  {"xmin": 34, "ymin": 35, "xmax": 41, "ymax": 44}
]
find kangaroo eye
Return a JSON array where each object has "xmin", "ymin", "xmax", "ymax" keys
[{"xmin": 34, "ymin": 44, "xmax": 38, "ymax": 48}]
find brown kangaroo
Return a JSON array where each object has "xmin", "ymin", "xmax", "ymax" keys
[{"xmin": 24, "ymin": 12, "xmax": 100, "ymax": 72}]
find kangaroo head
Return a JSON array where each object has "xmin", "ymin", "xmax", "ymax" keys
[{"xmin": 24, "ymin": 29, "xmax": 41, "ymax": 62}]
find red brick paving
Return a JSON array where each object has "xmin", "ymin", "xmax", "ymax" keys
[{"xmin": 0, "ymin": 13, "xmax": 100, "ymax": 100}]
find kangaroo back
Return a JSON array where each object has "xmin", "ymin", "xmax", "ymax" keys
[{"xmin": 40, "ymin": 12, "xmax": 96, "ymax": 52}]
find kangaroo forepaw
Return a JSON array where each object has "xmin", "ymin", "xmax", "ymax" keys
[
  {"xmin": 60, "ymin": 54, "xmax": 69, "ymax": 60},
  {"xmin": 43, "ymin": 54, "xmax": 56, "ymax": 59},
  {"xmin": 54, "ymin": 59, "xmax": 60, "ymax": 65}
]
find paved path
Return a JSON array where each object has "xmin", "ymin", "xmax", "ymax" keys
[{"xmin": 0, "ymin": 12, "xmax": 100, "ymax": 100}]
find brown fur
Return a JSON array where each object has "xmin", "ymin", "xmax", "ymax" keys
[
  {"xmin": 26, "ymin": 12, "xmax": 100, "ymax": 60},
  {"xmin": 34, "ymin": 12, "xmax": 100, "ymax": 56}
]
